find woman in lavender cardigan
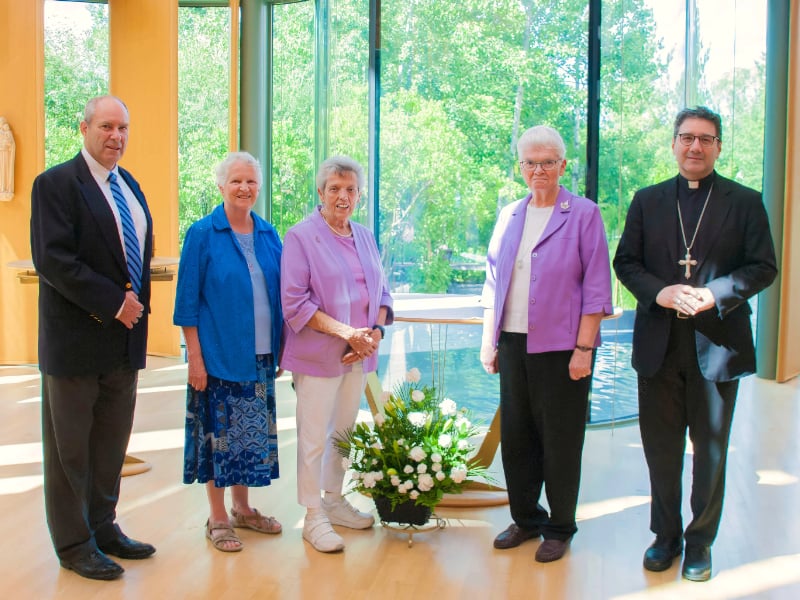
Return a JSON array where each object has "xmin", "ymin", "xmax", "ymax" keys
[
  {"xmin": 281, "ymin": 156, "xmax": 393, "ymax": 553},
  {"xmin": 480, "ymin": 126, "xmax": 613, "ymax": 562}
]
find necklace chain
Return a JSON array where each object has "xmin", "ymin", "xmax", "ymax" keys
[
  {"xmin": 677, "ymin": 183, "xmax": 713, "ymax": 252},
  {"xmin": 321, "ymin": 210, "xmax": 352, "ymax": 237},
  {"xmin": 676, "ymin": 183, "xmax": 713, "ymax": 279}
]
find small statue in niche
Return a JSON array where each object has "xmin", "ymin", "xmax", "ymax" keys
[{"xmin": 0, "ymin": 117, "xmax": 15, "ymax": 201}]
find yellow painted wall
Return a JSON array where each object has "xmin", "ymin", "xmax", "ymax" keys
[
  {"xmin": 0, "ymin": 0, "xmax": 181, "ymax": 365},
  {"xmin": 0, "ymin": 1, "xmax": 44, "ymax": 365},
  {"xmin": 109, "ymin": 0, "xmax": 181, "ymax": 357},
  {"xmin": 777, "ymin": 0, "xmax": 800, "ymax": 381}
]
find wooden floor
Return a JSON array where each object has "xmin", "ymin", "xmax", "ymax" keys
[{"xmin": 1, "ymin": 356, "xmax": 799, "ymax": 599}]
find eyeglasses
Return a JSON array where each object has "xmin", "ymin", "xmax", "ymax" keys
[
  {"xmin": 519, "ymin": 159, "xmax": 562, "ymax": 172},
  {"xmin": 675, "ymin": 133, "xmax": 720, "ymax": 148}
]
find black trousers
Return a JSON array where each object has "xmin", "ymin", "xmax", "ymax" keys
[
  {"xmin": 497, "ymin": 332, "xmax": 591, "ymax": 541},
  {"xmin": 41, "ymin": 366, "xmax": 138, "ymax": 561},
  {"xmin": 638, "ymin": 318, "xmax": 738, "ymax": 546}
]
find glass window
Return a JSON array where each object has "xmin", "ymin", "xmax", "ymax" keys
[
  {"xmin": 379, "ymin": 1, "xmax": 589, "ymax": 294},
  {"xmin": 695, "ymin": 0, "xmax": 766, "ymax": 191},
  {"xmin": 44, "ymin": 0, "xmax": 109, "ymax": 168},
  {"xmin": 272, "ymin": 1, "xmax": 315, "ymax": 236},
  {"xmin": 178, "ymin": 6, "xmax": 231, "ymax": 241}
]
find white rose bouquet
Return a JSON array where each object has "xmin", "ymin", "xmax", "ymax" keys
[{"xmin": 334, "ymin": 368, "xmax": 488, "ymax": 511}]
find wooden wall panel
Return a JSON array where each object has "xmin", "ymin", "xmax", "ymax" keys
[
  {"xmin": 109, "ymin": 0, "xmax": 181, "ymax": 357},
  {"xmin": 776, "ymin": 0, "xmax": 800, "ymax": 381},
  {"xmin": 0, "ymin": 1, "xmax": 43, "ymax": 365}
]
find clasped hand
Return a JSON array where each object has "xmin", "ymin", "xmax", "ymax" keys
[
  {"xmin": 116, "ymin": 291, "xmax": 144, "ymax": 329},
  {"xmin": 656, "ymin": 284, "xmax": 715, "ymax": 317},
  {"xmin": 342, "ymin": 327, "xmax": 379, "ymax": 365}
]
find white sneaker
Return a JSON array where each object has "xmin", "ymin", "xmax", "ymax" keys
[
  {"xmin": 303, "ymin": 513, "xmax": 345, "ymax": 553},
  {"xmin": 321, "ymin": 495, "xmax": 375, "ymax": 529}
]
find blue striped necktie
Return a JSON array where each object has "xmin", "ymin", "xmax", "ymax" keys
[{"xmin": 107, "ymin": 171, "xmax": 142, "ymax": 294}]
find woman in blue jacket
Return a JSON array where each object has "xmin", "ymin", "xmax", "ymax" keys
[{"xmin": 174, "ymin": 152, "xmax": 283, "ymax": 552}]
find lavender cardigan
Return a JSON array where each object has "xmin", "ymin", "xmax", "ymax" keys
[
  {"xmin": 481, "ymin": 187, "xmax": 613, "ymax": 353},
  {"xmin": 280, "ymin": 206, "xmax": 394, "ymax": 377}
]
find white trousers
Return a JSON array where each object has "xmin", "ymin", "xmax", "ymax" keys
[{"xmin": 293, "ymin": 364, "xmax": 366, "ymax": 508}]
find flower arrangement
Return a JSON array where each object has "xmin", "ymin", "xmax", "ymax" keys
[{"xmin": 334, "ymin": 367, "xmax": 489, "ymax": 511}]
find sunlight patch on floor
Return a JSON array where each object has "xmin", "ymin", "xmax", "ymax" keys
[
  {"xmin": 0, "ymin": 374, "xmax": 39, "ymax": 385},
  {"xmin": 611, "ymin": 553, "xmax": 800, "ymax": 600},
  {"xmin": 756, "ymin": 469, "xmax": 799, "ymax": 486},
  {"xmin": 576, "ymin": 495, "xmax": 650, "ymax": 521},
  {"xmin": 0, "ymin": 475, "xmax": 42, "ymax": 495}
]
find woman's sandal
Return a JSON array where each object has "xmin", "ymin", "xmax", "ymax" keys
[
  {"xmin": 206, "ymin": 519, "xmax": 244, "ymax": 552},
  {"xmin": 230, "ymin": 507, "xmax": 282, "ymax": 534}
]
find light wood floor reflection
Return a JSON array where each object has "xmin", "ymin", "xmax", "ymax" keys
[{"xmin": 1, "ymin": 356, "xmax": 799, "ymax": 599}]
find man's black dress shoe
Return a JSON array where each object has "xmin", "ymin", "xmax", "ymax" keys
[
  {"xmin": 535, "ymin": 538, "xmax": 570, "ymax": 563},
  {"xmin": 643, "ymin": 536, "xmax": 683, "ymax": 571},
  {"xmin": 98, "ymin": 534, "xmax": 156, "ymax": 560},
  {"xmin": 493, "ymin": 523, "xmax": 541, "ymax": 549},
  {"xmin": 682, "ymin": 544, "xmax": 712, "ymax": 582},
  {"xmin": 60, "ymin": 550, "xmax": 124, "ymax": 581}
]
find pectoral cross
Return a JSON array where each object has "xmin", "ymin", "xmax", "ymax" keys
[{"xmin": 679, "ymin": 249, "xmax": 697, "ymax": 279}]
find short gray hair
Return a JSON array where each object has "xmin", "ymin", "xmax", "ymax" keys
[
  {"xmin": 215, "ymin": 151, "xmax": 263, "ymax": 187},
  {"xmin": 517, "ymin": 125, "xmax": 566, "ymax": 159},
  {"xmin": 83, "ymin": 95, "xmax": 128, "ymax": 124},
  {"xmin": 316, "ymin": 155, "xmax": 365, "ymax": 193}
]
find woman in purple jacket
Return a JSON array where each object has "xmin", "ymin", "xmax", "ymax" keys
[
  {"xmin": 480, "ymin": 126, "xmax": 613, "ymax": 562},
  {"xmin": 281, "ymin": 156, "xmax": 393, "ymax": 553}
]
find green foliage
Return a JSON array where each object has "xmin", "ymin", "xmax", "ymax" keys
[
  {"xmin": 334, "ymin": 368, "xmax": 489, "ymax": 510},
  {"xmin": 44, "ymin": 3, "xmax": 108, "ymax": 167},
  {"xmin": 177, "ymin": 7, "xmax": 231, "ymax": 242},
  {"xmin": 43, "ymin": 0, "xmax": 767, "ymax": 294}
]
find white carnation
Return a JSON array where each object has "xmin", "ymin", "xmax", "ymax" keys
[
  {"xmin": 438, "ymin": 433, "xmax": 452, "ymax": 448},
  {"xmin": 411, "ymin": 389, "xmax": 425, "ymax": 402},
  {"xmin": 409, "ymin": 446, "xmax": 427, "ymax": 462},
  {"xmin": 439, "ymin": 398, "xmax": 457, "ymax": 416},
  {"xmin": 417, "ymin": 473, "xmax": 435, "ymax": 492},
  {"xmin": 451, "ymin": 466, "xmax": 468, "ymax": 483},
  {"xmin": 406, "ymin": 368, "xmax": 422, "ymax": 383},
  {"xmin": 408, "ymin": 412, "xmax": 427, "ymax": 427}
]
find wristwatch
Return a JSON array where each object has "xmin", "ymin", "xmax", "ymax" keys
[
  {"xmin": 372, "ymin": 324, "xmax": 386, "ymax": 339},
  {"xmin": 575, "ymin": 345, "xmax": 593, "ymax": 352}
]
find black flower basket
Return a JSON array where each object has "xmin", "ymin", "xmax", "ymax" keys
[{"xmin": 374, "ymin": 496, "xmax": 432, "ymax": 526}]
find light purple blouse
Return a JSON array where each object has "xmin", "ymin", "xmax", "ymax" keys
[{"xmin": 280, "ymin": 207, "xmax": 394, "ymax": 377}]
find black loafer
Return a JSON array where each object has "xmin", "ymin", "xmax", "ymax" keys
[
  {"xmin": 535, "ymin": 538, "xmax": 570, "ymax": 563},
  {"xmin": 682, "ymin": 544, "xmax": 712, "ymax": 582},
  {"xmin": 493, "ymin": 523, "xmax": 541, "ymax": 549},
  {"xmin": 98, "ymin": 534, "xmax": 156, "ymax": 560},
  {"xmin": 60, "ymin": 550, "xmax": 124, "ymax": 581},
  {"xmin": 643, "ymin": 536, "xmax": 683, "ymax": 571}
]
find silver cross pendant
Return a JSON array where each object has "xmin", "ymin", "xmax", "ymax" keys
[{"xmin": 678, "ymin": 249, "xmax": 697, "ymax": 279}]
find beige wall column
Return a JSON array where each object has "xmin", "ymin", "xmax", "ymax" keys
[
  {"xmin": 0, "ymin": 1, "xmax": 44, "ymax": 365},
  {"xmin": 777, "ymin": 0, "xmax": 800, "ymax": 381},
  {"xmin": 109, "ymin": 0, "xmax": 181, "ymax": 357}
]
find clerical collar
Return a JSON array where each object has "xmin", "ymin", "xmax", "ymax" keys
[{"xmin": 679, "ymin": 171, "xmax": 715, "ymax": 192}]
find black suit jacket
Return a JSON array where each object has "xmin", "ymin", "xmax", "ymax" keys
[
  {"xmin": 613, "ymin": 172, "xmax": 777, "ymax": 382},
  {"xmin": 31, "ymin": 152, "xmax": 153, "ymax": 377}
]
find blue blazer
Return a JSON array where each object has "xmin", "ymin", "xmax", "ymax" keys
[
  {"xmin": 174, "ymin": 204, "xmax": 283, "ymax": 382},
  {"xmin": 31, "ymin": 152, "xmax": 153, "ymax": 376},
  {"xmin": 614, "ymin": 172, "xmax": 777, "ymax": 381}
]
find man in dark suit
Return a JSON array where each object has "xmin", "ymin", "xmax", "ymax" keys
[
  {"xmin": 31, "ymin": 95, "xmax": 156, "ymax": 580},
  {"xmin": 613, "ymin": 106, "xmax": 777, "ymax": 582}
]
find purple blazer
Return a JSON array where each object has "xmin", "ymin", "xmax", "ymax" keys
[
  {"xmin": 481, "ymin": 186, "xmax": 613, "ymax": 353},
  {"xmin": 281, "ymin": 206, "xmax": 394, "ymax": 377}
]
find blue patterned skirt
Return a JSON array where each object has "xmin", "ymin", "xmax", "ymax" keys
[{"xmin": 183, "ymin": 354, "xmax": 279, "ymax": 487}]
